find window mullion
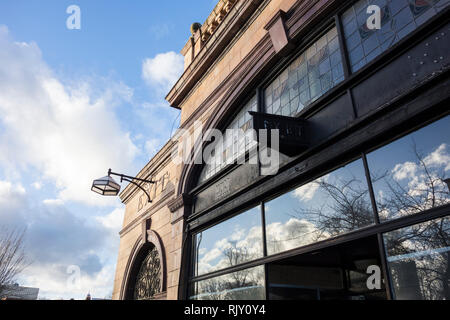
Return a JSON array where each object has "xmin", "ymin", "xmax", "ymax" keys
[{"xmin": 335, "ymin": 14, "xmax": 352, "ymax": 79}]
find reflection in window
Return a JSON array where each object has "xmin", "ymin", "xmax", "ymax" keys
[
  {"xmin": 265, "ymin": 159, "xmax": 375, "ymax": 256},
  {"xmin": 194, "ymin": 206, "xmax": 263, "ymax": 276},
  {"xmin": 384, "ymin": 216, "xmax": 450, "ymax": 300},
  {"xmin": 264, "ymin": 27, "xmax": 344, "ymax": 117},
  {"xmin": 367, "ymin": 116, "xmax": 450, "ymax": 221},
  {"xmin": 190, "ymin": 266, "xmax": 265, "ymax": 300},
  {"xmin": 342, "ymin": 0, "xmax": 449, "ymax": 72},
  {"xmin": 199, "ymin": 96, "xmax": 258, "ymax": 183}
]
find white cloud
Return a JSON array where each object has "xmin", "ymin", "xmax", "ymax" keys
[
  {"xmin": 145, "ymin": 138, "xmax": 161, "ymax": 158},
  {"xmin": 0, "ymin": 178, "xmax": 120, "ymax": 300},
  {"xmin": 266, "ymin": 218, "xmax": 322, "ymax": 253},
  {"xmin": 386, "ymin": 144, "xmax": 450, "ymax": 217},
  {"xmin": 0, "ymin": 180, "xmax": 26, "ymax": 218},
  {"xmin": 43, "ymin": 199, "xmax": 65, "ymax": 206},
  {"xmin": 423, "ymin": 143, "xmax": 450, "ymax": 171},
  {"xmin": 96, "ymin": 208, "xmax": 124, "ymax": 232},
  {"xmin": 32, "ymin": 182, "xmax": 43, "ymax": 190},
  {"xmin": 392, "ymin": 161, "xmax": 417, "ymax": 181},
  {"xmin": 294, "ymin": 182, "xmax": 320, "ymax": 202},
  {"xmin": 0, "ymin": 180, "xmax": 26, "ymax": 198},
  {"xmin": 142, "ymin": 51, "xmax": 184, "ymax": 92},
  {"xmin": 0, "ymin": 26, "xmax": 139, "ymax": 206},
  {"xmin": 293, "ymin": 174, "xmax": 329, "ymax": 202},
  {"xmin": 20, "ymin": 261, "xmax": 116, "ymax": 300},
  {"xmin": 196, "ymin": 218, "xmax": 324, "ymax": 275}
]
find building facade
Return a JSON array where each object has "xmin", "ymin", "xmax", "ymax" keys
[
  {"xmin": 1, "ymin": 284, "xmax": 39, "ymax": 300},
  {"xmin": 112, "ymin": 0, "xmax": 450, "ymax": 300}
]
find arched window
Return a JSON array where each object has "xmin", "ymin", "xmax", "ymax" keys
[
  {"xmin": 123, "ymin": 231, "xmax": 166, "ymax": 300},
  {"xmin": 198, "ymin": 95, "xmax": 258, "ymax": 183},
  {"xmin": 133, "ymin": 244, "xmax": 162, "ymax": 300}
]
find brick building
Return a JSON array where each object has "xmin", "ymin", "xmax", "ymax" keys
[{"xmin": 112, "ymin": 0, "xmax": 450, "ymax": 300}]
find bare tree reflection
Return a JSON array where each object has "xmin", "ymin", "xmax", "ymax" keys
[
  {"xmin": 269, "ymin": 143, "xmax": 449, "ymax": 299},
  {"xmin": 375, "ymin": 144, "xmax": 449, "ymax": 299},
  {"xmin": 385, "ymin": 217, "xmax": 449, "ymax": 300},
  {"xmin": 194, "ymin": 265, "xmax": 265, "ymax": 300},
  {"xmin": 304, "ymin": 176, "xmax": 374, "ymax": 237},
  {"xmin": 376, "ymin": 144, "xmax": 449, "ymax": 220},
  {"xmin": 273, "ymin": 172, "xmax": 375, "ymax": 248}
]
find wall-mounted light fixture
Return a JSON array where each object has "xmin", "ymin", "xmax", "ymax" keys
[{"xmin": 91, "ymin": 169, "xmax": 155, "ymax": 203}]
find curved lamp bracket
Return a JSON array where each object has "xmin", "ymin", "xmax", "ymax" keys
[{"xmin": 109, "ymin": 169, "xmax": 155, "ymax": 203}]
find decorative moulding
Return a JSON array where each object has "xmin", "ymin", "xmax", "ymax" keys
[{"xmin": 168, "ymin": 193, "xmax": 193, "ymax": 213}]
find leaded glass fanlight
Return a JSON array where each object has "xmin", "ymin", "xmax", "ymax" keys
[
  {"xmin": 198, "ymin": 95, "xmax": 258, "ymax": 183},
  {"xmin": 342, "ymin": 0, "xmax": 450, "ymax": 72},
  {"xmin": 133, "ymin": 245, "xmax": 162, "ymax": 300}
]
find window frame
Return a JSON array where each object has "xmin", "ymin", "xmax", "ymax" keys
[{"xmin": 187, "ymin": 113, "xmax": 450, "ymax": 299}]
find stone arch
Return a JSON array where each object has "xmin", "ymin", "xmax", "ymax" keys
[{"xmin": 120, "ymin": 230, "xmax": 166, "ymax": 300}]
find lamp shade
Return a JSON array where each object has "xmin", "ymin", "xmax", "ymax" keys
[{"xmin": 91, "ymin": 175, "xmax": 121, "ymax": 196}]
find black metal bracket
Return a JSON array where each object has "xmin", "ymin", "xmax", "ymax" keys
[{"xmin": 108, "ymin": 169, "xmax": 155, "ymax": 203}]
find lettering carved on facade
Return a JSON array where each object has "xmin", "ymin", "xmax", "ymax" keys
[{"xmin": 138, "ymin": 172, "xmax": 171, "ymax": 212}]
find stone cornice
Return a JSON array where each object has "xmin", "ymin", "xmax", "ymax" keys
[{"xmin": 201, "ymin": 0, "xmax": 239, "ymax": 43}]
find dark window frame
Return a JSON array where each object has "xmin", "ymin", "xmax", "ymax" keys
[{"xmin": 187, "ymin": 113, "xmax": 450, "ymax": 299}]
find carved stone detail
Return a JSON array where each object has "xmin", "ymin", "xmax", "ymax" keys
[
  {"xmin": 199, "ymin": 0, "xmax": 239, "ymax": 43},
  {"xmin": 167, "ymin": 193, "xmax": 192, "ymax": 213}
]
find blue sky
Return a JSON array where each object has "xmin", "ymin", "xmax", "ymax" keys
[{"xmin": 0, "ymin": 1, "xmax": 216, "ymax": 299}]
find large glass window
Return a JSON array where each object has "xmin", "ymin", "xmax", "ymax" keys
[
  {"xmin": 265, "ymin": 159, "xmax": 375, "ymax": 256},
  {"xmin": 342, "ymin": 0, "xmax": 450, "ymax": 72},
  {"xmin": 384, "ymin": 216, "xmax": 450, "ymax": 300},
  {"xmin": 194, "ymin": 206, "xmax": 263, "ymax": 276},
  {"xmin": 190, "ymin": 266, "xmax": 266, "ymax": 300},
  {"xmin": 199, "ymin": 95, "xmax": 258, "ymax": 183},
  {"xmin": 264, "ymin": 26, "xmax": 344, "ymax": 117},
  {"xmin": 367, "ymin": 116, "xmax": 450, "ymax": 221}
]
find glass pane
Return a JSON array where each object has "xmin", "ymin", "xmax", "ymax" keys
[
  {"xmin": 384, "ymin": 216, "xmax": 450, "ymax": 300},
  {"xmin": 194, "ymin": 206, "xmax": 263, "ymax": 276},
  {"xmin": 268, "ymin": 236, "xmax": 387, "ymax": 300},
  {"xmin": 342, "ymin": 0, "xmax": 449, "ymax": 72},
  {"xmin": 190, "ymin": 266, "xmax": 266, "ymax": 300},
  {"xmin": 367, "ymin": 116, "xmax": 450, "ymax": 221},
  {"xmin": 264, "ymin": 26, "xmax": 343, "ymax": 116},
  {"xmin": 199, "ymin": 95, "xmax": 257, "ymax": 183},
  {"xmin": 265, "ymin": 159, "xmax": 375, "ymax": 256}
]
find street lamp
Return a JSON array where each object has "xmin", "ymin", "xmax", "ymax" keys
[{"xmin": 91, "ymin": 169, "xmax": 155, "ymax": 203}]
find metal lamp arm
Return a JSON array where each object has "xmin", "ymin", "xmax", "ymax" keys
[
  {"xmin": 108, "ymin": 169, "xmax": 155, "ymax": 184},
  {"xmin": 121, "ymin": 177, "xmax": 153, "ymax": 203}
]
